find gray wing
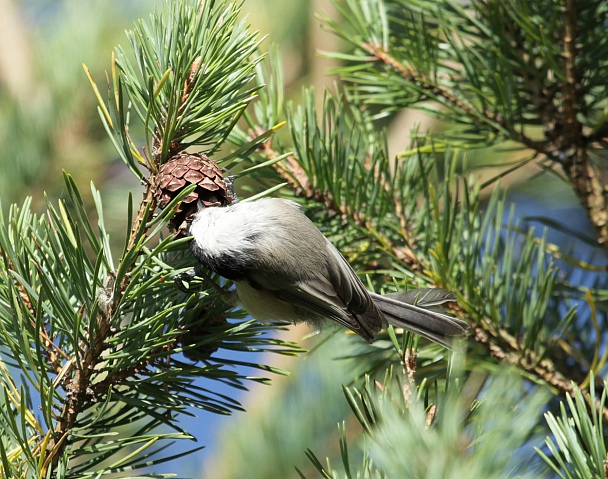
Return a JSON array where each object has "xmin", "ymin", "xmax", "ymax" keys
[
  {"xmin": 247, "ymin": 237, "xmax": 383, "ymax": 342},
  {"xmin": 369, "ymin": 289, "xmax": 469, "ymax": 348}
]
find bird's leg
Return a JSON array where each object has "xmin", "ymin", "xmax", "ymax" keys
[{"xmin": 174, "ymin": 267, "xmax": 235, "ymax": 304}]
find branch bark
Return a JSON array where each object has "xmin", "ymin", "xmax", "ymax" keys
[
  {"xmin": 558, "ymin": 0, "xmax": 608, "ymax": 246},
  {"xmin": 45, "ymin": 180, "xmax": 160, "ymax": 473}
]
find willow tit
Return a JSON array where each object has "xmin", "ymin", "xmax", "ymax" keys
[{"xmin": 188, "ymin": 198, "xmax": 468, "ymax": 347}]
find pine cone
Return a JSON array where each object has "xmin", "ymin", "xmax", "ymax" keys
[{"xmin": 155, "ymin": 152, "xmax": 230, "ymax": 235}]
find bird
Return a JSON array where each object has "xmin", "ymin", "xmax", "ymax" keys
[{"xmin": 187, "ymin": 197, "xmax": 469, "ymax": 347}]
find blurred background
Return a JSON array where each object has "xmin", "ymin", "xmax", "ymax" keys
[{"xmin": 0, "ymin": 0, "xmax": 601, "ymax": 477}]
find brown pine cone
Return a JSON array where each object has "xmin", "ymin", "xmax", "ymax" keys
[{"xmin": 155, "ymin": 152, "xmax": 231, "ymax": 236}]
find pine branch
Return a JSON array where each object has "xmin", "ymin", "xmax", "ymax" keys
[
  {"xmin": 562, "ymin": 0, "xmax": 580, "ymax": 146},
  {"xmin": 248, "ymin": 80, "xmax": 608, "ymax": 439},
  {"xmin": 323, "ymin": 0, "xmax": 608, "ymax": 252},
  {"xmin": 359, "ymin": 41, "xmax": 554, "ymax": 158},
  {"xmin": 48, "ymin": 302, "xmax": 113, "ymax": 472},
  {"xmin": 471, "ymin": 319, "xmax": 608, "ymax": 424},
  {"xmin": 266, "ymin": 126, "xmax": 608, "ymax": 423}
]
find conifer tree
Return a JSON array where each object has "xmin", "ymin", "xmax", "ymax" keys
[{"xmin": 0, "ymin": 0, "xmax": 607, "ymax": 478}]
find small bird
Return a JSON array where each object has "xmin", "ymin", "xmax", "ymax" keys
[{"xmin": 188, "ymin": 198, "xmax": 469, "ymax": 347}]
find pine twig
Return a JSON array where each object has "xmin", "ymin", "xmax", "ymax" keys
[
  {"xmin": 360, "ymin": 42, "xmax": 555, "ymax": 158},
  {"xmin": 48, "ymin": 303, "xmax": 114, "ymax": 471},
  {"xmin": 46, "ymin": 178, "xmax": 159, "ymax": 470},
  {"xmin": 471, "ymin": 320, "xmax": 608, "ymax": 424}
]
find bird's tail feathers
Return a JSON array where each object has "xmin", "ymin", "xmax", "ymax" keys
[{"xmin": 370, "ymin": 289, "xmax": 469, "ymax": 348}]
